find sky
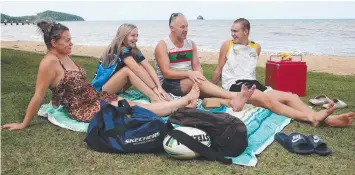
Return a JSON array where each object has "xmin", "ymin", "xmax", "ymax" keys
[{"xmin": 1, "ymin": 1, "xmax": 355, "ymax": 21}]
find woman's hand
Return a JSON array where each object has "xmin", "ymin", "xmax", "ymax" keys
[
  {"xmin": 1, "ymin": 123, "xmax": 27, "ymax": 131},
  {"xmin": 157, "ymin": 87, "xmax": 172, "ymax": 101},
  {"xmin": 153, "ymin": 87, "xmax": 172, "ymax": 102}
]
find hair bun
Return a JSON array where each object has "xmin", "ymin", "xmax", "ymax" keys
[{"xmin": 36, "ymin": 19, "xmax": 56, "ymax": 35}]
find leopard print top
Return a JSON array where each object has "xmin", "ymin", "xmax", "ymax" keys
[{"xmin": 50, "ymin": 61, "xmax": 117, "ymax": 122}]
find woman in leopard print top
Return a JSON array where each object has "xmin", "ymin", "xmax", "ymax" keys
[
  {"xmin": 1, "ymin": 20, "xmax": 200, "ymax": 130},
  {"xmin": 50, "ymin": 61, "xmax": 118, "ymax": 122}
]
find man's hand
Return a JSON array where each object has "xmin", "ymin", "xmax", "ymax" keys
[{"xmin": 187, "ymin": 71, "xmax": 206, "ymax": 84}]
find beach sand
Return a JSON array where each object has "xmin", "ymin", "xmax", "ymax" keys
[{"xmin": 2, "ymin": 40, "xmax": 355, "ymax": 75}]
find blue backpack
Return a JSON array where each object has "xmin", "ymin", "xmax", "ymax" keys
[
  {"xmin": 84, "ymin": 100, "xmax": 167, "ymax": 153},
  {"xmin": 91, "ymin": 54, "xmax": 123, "ymax": 91}
]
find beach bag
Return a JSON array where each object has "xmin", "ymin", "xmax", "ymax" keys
[
  {"xmin": 167, "ymin": 107, "xmax": 248, "ymax": 164},
  {"xmin": 91, "ymin": 54, "xmax": 123, "ymax": 91},
  {"xmin": 84, "ymin": 100, "xmax": 167, "ymax": 153}
]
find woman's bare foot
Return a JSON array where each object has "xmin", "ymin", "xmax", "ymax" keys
[
  {"xmin": 185, "ymin": 84, "xmax": 200, "ymax": 102},
  {"xmin": 324, "ymin": 112, "xmax": 355, "ymax": 127},
  {"xmin": 186, "ymin": 99, "xmax": 198, "ymax": 108},
  {"xmin": 231, "ymin": 84, "xmax": 256, "ymax": 111},
  {"xmin": 311, "ymin": 102, "xmax": 335, "ymax": 127}
]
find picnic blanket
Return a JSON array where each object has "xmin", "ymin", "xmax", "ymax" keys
[{"xmin": 37, "ymin": 90, "xmax": 291, "ymax": 166}]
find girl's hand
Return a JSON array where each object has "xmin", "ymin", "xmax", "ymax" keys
[{"xmin": 157, "ymin": 87, "xmax": 172, "ymax": 101}]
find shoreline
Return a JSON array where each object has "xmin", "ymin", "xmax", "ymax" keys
[{"xmin": 2, "ymin": 40, "xmax": 355, "ymax": 75}]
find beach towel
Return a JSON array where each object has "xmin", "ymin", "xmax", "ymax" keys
[
  {"xmin": 226, "ymin": 107, "xmax": 291, "ymax": 166},
  {"xmin": 37, "ymin": 90, "xmax": 153, "ymax": 132},
  {"xmin": 37, "ymin": 90, "xmax": 290, "ymax": 166}
]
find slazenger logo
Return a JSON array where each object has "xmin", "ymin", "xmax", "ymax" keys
[
  {"xmin": 125, "ymin": 132, "xmax": 160, "ymax": 144},
  {"xmin": 292, "ymin": 135, "xmax": 302, "ymax": 143}
]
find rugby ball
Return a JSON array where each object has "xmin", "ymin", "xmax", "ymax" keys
[{"xmin": 163, "ymin": 126, "xmax": 211, "ymax": 159}]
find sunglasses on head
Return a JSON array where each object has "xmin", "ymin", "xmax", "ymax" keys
[
  {"xmin": 49, "ymin": 22, "xmax": 63, "ymax": 37},
  {"xmin": 169, "ymin": 13, "xmax": 183, "ymax": 26}
]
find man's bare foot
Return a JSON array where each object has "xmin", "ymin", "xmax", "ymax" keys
[
  {"xmin": 186, "ymin": 99, "xmax": 198, "ymax": 108},
  {"xmin": 231, "ymin": 84, "xmax": 256, "ymax": 111},
  {"xmin": 324, "ymin": 112, "xmax": 355, "ymax": 127},
  {"xmin": 311, "ymin": 102, "xmax": 335, "ymax": 127},
  {"xmin": 185, "ymin": 84, "xmax": 200, "ymax": 102}
]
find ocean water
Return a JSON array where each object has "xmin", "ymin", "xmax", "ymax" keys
[{"xmin": 1, "ymin": 19, "xmax": 355, "ymax": 56}]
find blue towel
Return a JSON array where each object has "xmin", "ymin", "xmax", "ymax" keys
[{"xmin": 230, "ymin": 108, "xmax": 291, "ymax": 166}]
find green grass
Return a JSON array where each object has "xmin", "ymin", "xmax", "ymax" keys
[{"xmin": 1, "ymin": 49, "xmax": 355, "ymax": 175}]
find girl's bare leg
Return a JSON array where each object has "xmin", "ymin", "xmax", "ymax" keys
[
  {"xmin": 111, "ymin": 84, "xmax": 200, "ymax": 116},
  {"xmin": 102, "ymin": 67, "xmax": 161, "ymax": 102}
]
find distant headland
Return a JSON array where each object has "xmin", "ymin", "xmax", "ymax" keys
[{"xmin": 1, "ymin": 10, "xmax": 85, "ymax": 24}]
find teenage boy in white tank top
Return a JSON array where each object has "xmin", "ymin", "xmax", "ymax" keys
[{"xmin": 212, "ymin": 18, "xmax": 354, "ymax": 127}]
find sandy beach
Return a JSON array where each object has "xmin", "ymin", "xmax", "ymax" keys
[{"xmin": 2, "ymin": 40, "xmax": 355, "ymax": 75}]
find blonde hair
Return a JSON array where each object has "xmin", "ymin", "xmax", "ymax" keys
[{"xmin": 101, "ymin": 23, "xmax": 140, "ymax": 67}]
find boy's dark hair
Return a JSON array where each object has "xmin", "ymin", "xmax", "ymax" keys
[{"xmin": 233, "ymin": 18, "xmax": 250, "ymax": 34}]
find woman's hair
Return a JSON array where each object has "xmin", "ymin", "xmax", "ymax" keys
[
  {"xmin": 101, "ymin": 23, "xmax": 140, "ymax": 67},
  {"xmin": 36, "ymin": 19, "xmax": 69, "ymax": 49}
]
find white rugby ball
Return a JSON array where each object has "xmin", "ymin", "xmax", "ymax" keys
[{"xmin": 163, "ymin": 126, "xmax": 211, "ymax": 159}]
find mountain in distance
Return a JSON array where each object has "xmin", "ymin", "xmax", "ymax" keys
[{"xmin": 1, "ymin": 10, "xmax": 85, "ymax": 22}]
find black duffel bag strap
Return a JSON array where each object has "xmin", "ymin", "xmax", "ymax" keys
[{"xmin": 168, "ymin": 129, "xmax": 232, "ymax": 165}]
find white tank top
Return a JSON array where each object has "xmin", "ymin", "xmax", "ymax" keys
[
  {"xmin": 155, "ymin": 37, "xmax": 193, "ymax": 81},
  {"xmin": 221, "ymin": 40, "xmax": 259, "ymax": 90}
]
